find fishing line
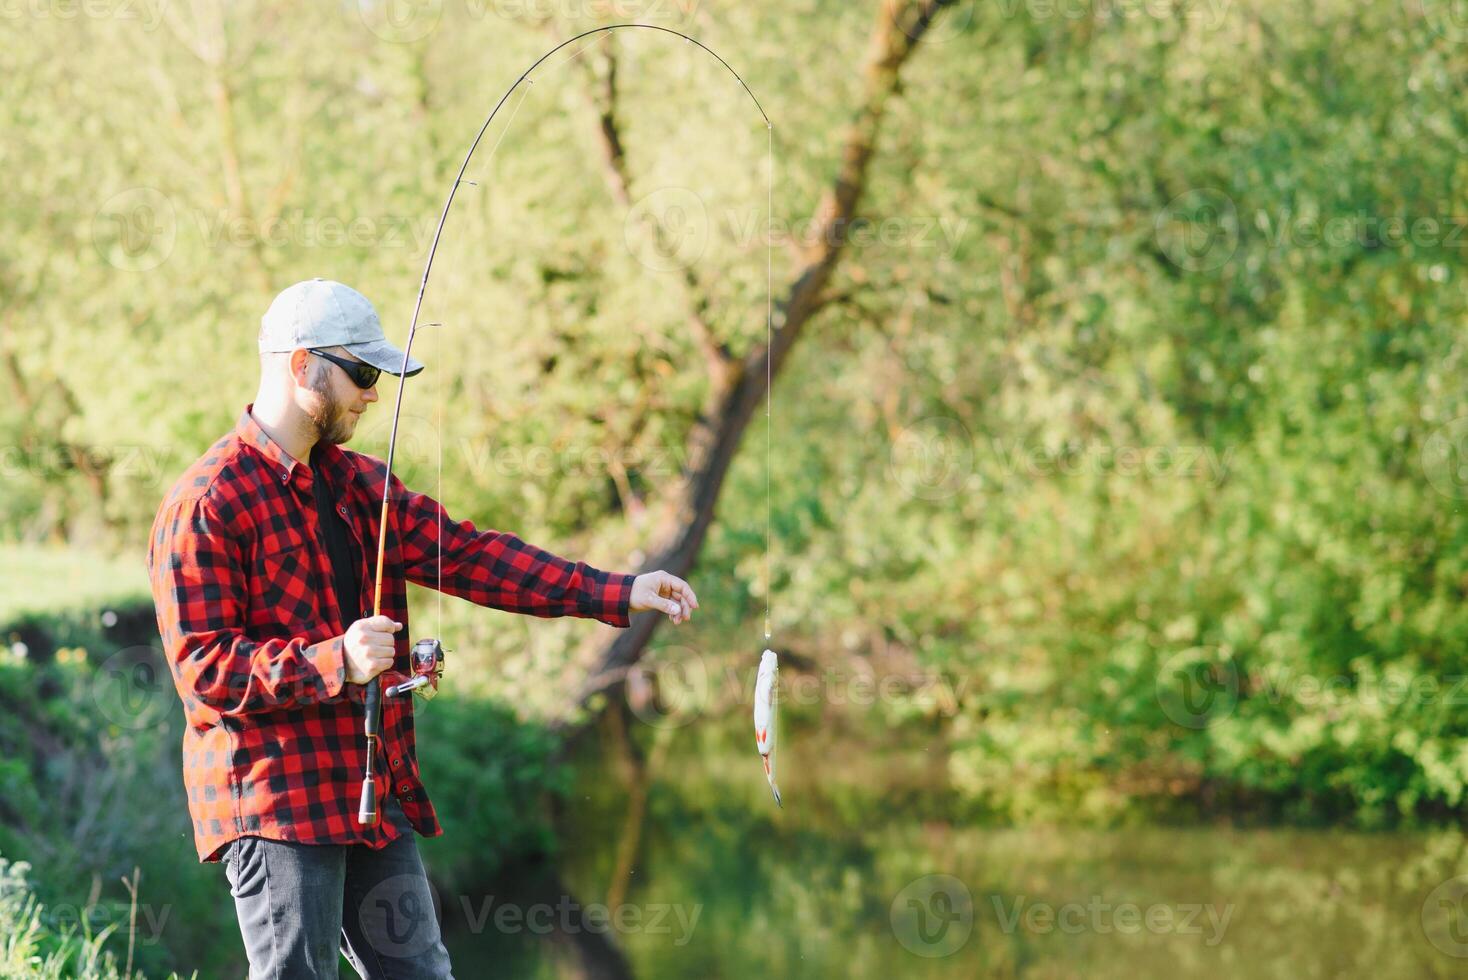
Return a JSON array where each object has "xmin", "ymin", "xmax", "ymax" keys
[
  {"xmin": 361, "ymin": 22, "xmax": 776, "ymax": 824},
  {"xmin": 764, "ymin": 120, "xmax": 774, "ymax": 644}
]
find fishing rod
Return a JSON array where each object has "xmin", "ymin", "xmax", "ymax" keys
[{"xmin": 357, "ymin": 22, "xmax": 773, "ymax": 826}]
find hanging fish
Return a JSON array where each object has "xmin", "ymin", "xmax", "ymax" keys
[{"xmin": 753, "ymin": 649, "xmax": 782, "ymax": 807}]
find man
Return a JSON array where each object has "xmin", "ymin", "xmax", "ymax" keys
[{"xmin": 147, "ymin": 278, "xmax": 699, "ymax": 979}]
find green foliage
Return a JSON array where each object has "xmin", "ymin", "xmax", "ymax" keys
[
  {"xmin": 414, "ymin": 694, "xmax": 572, "ymax": 893},
  {"xmin": 0, "ymin": 616, "xmax": 237, "ymax": 977},
  {"xmin": 686, "ymin": 0, "xmax": 1468, "ymax": 826},
  {"xmin": 0, "ymin": 855, "xmax": 193, "ymax": 980}
]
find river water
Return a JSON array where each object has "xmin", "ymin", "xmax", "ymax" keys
[{"xmin": 437, "ymin": 713, "xmax": 1468, "ymax": 978}]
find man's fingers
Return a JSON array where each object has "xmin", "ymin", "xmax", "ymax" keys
[
  {"xmin": 669, "ymin": 576, "xmax": 695, "ymax": 620},
  {"xmin": 634, "ymin": 570, "xmax": 698, "ymax": 620},
  {"xmin": 657, "ymin": 574, "xmax": 698, "ymax": 609},
  {"xmin": 364, "ymin": 615, "xmax": 402, "ymax": 632}
]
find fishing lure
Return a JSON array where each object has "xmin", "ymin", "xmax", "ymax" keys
[{"xmin": 753, "ymin": 649, "xmax": 782, "ymax": 807}]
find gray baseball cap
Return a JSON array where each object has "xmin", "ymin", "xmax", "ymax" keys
[{"xmin": 258, "ymin": 278, "xmax": 424, "ymax": 377}]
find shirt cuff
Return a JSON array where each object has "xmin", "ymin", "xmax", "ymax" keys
[
  {"xmin": 580, "ymin": 568, "xmax": 638, "ymax": 628},
  {"xmin": 311, "ymin": 634, "xmax": 348, "ymax": 700}
]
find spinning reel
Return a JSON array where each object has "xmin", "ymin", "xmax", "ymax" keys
[{"xmin": 385, "ymin": 637, "xmax": 446, "ymax": 699}]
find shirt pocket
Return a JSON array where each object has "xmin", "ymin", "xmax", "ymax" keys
[{"xmin": 248, "ymin": 525, "xmax": 316, "ymax": 636}]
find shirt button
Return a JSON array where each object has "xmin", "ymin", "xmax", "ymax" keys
[
  {"xmin": 391, "ymin": 758, "xmax": 401, "ymax": 768},
  {"xmin": 280, "ymin": 472, "xmax": 288, "ymax": 483},
  {"xmin": 402, "ymin": 793, "xmax": 415, "ymax": 803},
  {"xmin": 338, "ymin": 505, "xmax": 348, "ymax": 516}
]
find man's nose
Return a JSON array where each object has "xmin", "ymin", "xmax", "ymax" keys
[{"xmin": 362, "ymin": 384, "xmax": 379, "ymax": 404}]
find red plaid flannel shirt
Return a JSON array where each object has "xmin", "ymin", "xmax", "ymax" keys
[{"xmin": 148, "ymin": 406, "xmax": 636, "ymax": 862}]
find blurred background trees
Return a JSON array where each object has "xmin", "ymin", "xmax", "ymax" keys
[{"xmin": 6, "ymin": 0, "xmax": 1468, "ymax": 975}]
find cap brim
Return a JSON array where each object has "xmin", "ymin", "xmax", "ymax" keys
[{"xmin": 343, "ymin": 339, "xmax": 424, "ymax": 377}]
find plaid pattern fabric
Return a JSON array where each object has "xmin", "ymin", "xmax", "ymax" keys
[{"xmin": 148, "ymin": 406, "xmax": 636, "ymax": 862}]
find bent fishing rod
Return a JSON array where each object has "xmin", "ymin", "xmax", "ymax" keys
[{"xmin": 357, "ymin": 23, "xmax": 771, "ymax": 825}]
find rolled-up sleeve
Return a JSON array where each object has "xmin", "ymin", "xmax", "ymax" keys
[
  {"xmin": 148, "ymin": 494, "xmax": 347, "ymax": 721},
  {"xmin": 390, "ymin": 475, "xmax": 636, "ymax": 627}
]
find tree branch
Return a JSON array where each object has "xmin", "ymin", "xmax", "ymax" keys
[
  {"xmin": 569, "ymin": 37, "xmax": 737, "ymax": 385},
  {"xmin": 558, "ymin": 0, "xmax": 957, "ymax": 729}
]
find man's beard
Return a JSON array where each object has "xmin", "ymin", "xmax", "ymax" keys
[{"xmin": 306, "ymin": 369, "xmax": 354, "ymax": 445}]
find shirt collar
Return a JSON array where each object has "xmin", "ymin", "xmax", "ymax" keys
[{"xmin": 237, "ymin": 405, "xmax": 354, "ymax": 490}]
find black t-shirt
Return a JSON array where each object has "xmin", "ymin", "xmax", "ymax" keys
[{"xmin": 310, "ymin": 445, "xmax": 364, "ymax": 626}]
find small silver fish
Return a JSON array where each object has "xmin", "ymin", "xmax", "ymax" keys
[{"xmin": 753, "ymin": 649, "xmax": 782, "ymax": 807}]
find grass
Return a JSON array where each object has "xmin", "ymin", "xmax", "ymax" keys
[
  {"xmin": 0, "ymin": 856, "xmax": 194, "ymax": 980},
  {"xmin": 0, "ymin": 546, "xmax": 149, "ymax": 627}
]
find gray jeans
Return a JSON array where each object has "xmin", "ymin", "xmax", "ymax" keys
[{"xmin": 223, "ymin": 798, "xmax": 454, "ymax": 979}]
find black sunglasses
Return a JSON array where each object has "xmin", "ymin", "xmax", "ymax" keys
[{"xmin": 309, "ymin": 349, "xmax": 381, "ymax": 389}]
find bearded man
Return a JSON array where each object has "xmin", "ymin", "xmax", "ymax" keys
[{"xmin": 147, "ymin": 278, "xmax": 698, "ymax": 979}]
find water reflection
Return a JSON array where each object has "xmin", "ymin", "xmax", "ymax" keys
[{"xmin": 437, "ymin": 715, "xmax": 1468, "ymax": 979}]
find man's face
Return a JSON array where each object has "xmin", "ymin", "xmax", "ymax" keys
[{"xmin": 302, "ymin": 348, "xmax": 378, "ymax": 444}]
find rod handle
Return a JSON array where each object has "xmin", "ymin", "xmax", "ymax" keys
[{"xmin": 357, "ymin": 773, "xmax": 379, "ymax": 826}]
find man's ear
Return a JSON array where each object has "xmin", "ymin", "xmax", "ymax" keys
[{"xmin": 288, "ymin": 348, "xmax": 311, "ymax": 388}]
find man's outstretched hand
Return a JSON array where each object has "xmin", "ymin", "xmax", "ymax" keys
[{"xmin": 629, "ymin": 570, "xmax": 700, "ymax": 625}]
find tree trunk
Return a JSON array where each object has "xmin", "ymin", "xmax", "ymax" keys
[{"xmin": 559, "ymin": 0, "xmax": 957, "ymax": 731}]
